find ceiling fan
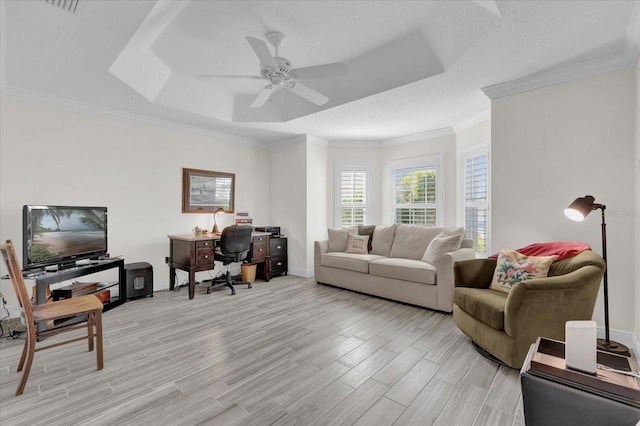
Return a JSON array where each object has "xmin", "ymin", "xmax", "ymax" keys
[{"xmin": 200, "ymin": 32, "xmax": 347, "ymax": 108}]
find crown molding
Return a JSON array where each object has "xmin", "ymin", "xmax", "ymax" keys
[
  {"xmin": 0, "ymin": 86, "xmax": 263, "ymax": 147},
  {"xmin": 327, "ymin": 127, "xmax": 455, "ymax": 148},
  {"xmin": 482, "ymin": 50, "xmax": 638, "ymax": 100},
  {"xmin": 379, "ymin": 127, "xmax": 455, "ymax": 146},
  {"xmin": 453, "ymin": 109, "xmax": 491, "ymax": 133},
  {"xmin": 327, "ymin": 139, "xmax": 382, "ymax": 148}
]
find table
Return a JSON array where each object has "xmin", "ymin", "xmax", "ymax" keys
[
  {"xmin": 167, "ymin": 232, "xmax": 271, "ymax": 299},
  {"xmin": 30, "ymin": 258, "xmax": 126, "ymax": 331},
  {"xmin": 521, "ymin": 337, "xmax": 640, "ymax": 425}
]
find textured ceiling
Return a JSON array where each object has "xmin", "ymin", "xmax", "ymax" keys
[{"xmin": 1, "ymin": 0, "xmax": 639, "ymax": 143}]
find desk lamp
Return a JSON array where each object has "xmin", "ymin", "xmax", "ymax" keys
[
  {"xmin": 212, "ymin": 207, "xmax": 224, "ymax": 235},
  {"xmin": 564, "ymin": 195, "xmax": 630, "ymax": 356}
]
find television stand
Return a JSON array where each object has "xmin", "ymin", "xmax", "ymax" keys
[{"xmin": 29, "ymin": 258, "xmax": 126, "ymax": 331}]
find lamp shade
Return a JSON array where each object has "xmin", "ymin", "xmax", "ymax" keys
[{"xmin": 564, "ymin": 195, "xmax": 597, "ymax": 222}]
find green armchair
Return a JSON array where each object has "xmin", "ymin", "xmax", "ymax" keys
[{"xmin": 452, "ymin": 250, "xmax": 605, "ymax": 368}]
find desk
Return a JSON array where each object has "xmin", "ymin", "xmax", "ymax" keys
[{"xmin": 167, "ymin": 232, "xmax": 271, "ymax": 299}]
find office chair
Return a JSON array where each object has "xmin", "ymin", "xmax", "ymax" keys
[
  {"xmin": 207, "ymin": 225, "xmax": 253, "ymax": 295},
  {"xmin": 0, "ymin": 240, "xmax": 104, "ymax": 395}
]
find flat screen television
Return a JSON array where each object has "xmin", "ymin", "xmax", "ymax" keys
[{"xmin": 23, "ymin": 205, "xmax": 108, "ymax": 271}]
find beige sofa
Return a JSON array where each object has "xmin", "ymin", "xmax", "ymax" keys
[{"xmin": 314, "ymin": 224, "xmax": 475, "ymax": 312}]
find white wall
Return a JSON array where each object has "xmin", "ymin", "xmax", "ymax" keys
[
  {"xmin": 0, "ymin": 96, "xmax": 270, "ymax": 303},
  {"xmin": 635, "ymin": 61, "xmax": 640, "ymax": 343},
  {"xmin": 268, "ymin": 136, "xmax": 307, "ymax": 277},
  {"xmin": 491, "ymin": 67, "xmax": 637, "ymax": 341},
  {"xmin": 306, "ymin": 137, "xmax": 328, "ymax": 274}
]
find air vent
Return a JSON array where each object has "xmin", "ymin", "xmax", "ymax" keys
[{"xmin": 43, "ymin": 0, "xmax": 81, "ymax": 14}]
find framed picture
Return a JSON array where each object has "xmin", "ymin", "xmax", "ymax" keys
[{"xmin": 182, "ymin": 168, "xmax": 235, "ymax": 213}]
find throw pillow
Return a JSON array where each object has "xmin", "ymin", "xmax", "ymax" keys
[
  {"xmin": 327, "ymin": 229, "xmax": 349, "ymax": 252},
  {"xmin": 371, "ymin": 224, "xmax": 396, "ymax": 256},
  {"xmin": 489, "ymin": 248, "xmax": 558, "ymax": 294},
  {"xmin": 422, "ymin": 232, "xmax": 465, "ymax": 266},
  {"xmin": 345, "ymin": 233, "xmax": 369, "ymax": 254},
  {"xmin": 358, "ymin": 225, "xmax": 376, "ymax": 253}
]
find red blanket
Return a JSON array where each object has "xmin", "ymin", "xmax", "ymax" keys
[{"xmin": 489, "ymin": 242, "xmax": 592, "ymax": 261}]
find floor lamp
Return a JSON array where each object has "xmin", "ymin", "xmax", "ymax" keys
[{"xmin": 564, "ymin": 195, "xmax": 630, "ymax": 356}]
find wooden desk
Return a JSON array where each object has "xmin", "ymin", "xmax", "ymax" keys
[{"xmin": 167, "ymin": 232, "xmax": 271, "ymax": 299}]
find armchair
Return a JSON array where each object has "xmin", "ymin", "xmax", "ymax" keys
[{"xmin": 452, "ymin": 250, "xmax": 605, "ymax": 368}]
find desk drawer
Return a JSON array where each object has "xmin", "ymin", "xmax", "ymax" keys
[
  {"xmin": 196, "ymin": 240, "xmax": 215, "ymax": 249},
  {"xmin": 252, "ymin": 241, "xmax": 268, "ymax": 261},
  {"xmin": 252, "ymin": 235, "xmax": 268, "ymax": 244},
  {"xmin": 270, "ymin": 258, "xmax": 287, "ymax": 276},
  {"xmin": 196, "ymin": 248, "xmax": 214, "ymax": 266},
  {"xmin": 270, "ymin": 238, "xmax": 287, "ymax": 258}
]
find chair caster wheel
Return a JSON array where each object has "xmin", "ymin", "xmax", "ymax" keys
[
  {"xmin": 248, "ymin": 283, "xmax": 252, "ymax": 289},
  {"xmin": 206, "ymin": 289, "xmax": 211, "ymax": 294},
  {"xmin": 231, "ymin": 290, "xmax": 236, "ymax": 295}
]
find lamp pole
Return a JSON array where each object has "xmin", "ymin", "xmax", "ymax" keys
[
  {"xmin": 598, "ymin": 205, "xmax": 610, "ymax": 345},
  {"xmin": 594, "ymin": 204, "xmax": 629, "ymax": 355},
  {"xmin": 565, "ymin": 196, "xmax": 629, "ymax": 356}
]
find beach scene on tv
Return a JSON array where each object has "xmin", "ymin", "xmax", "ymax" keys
[{"xmin": 30, "ymin": 208, "xmax": 106, "ymax": 263}]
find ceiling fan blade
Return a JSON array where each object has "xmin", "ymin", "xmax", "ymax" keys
[
  {"xmin": 287, "ymin": 81, "xmax": 329, "ymax": 106},
  {"xmin": 246, "ymin": 36, "xmax": 279, "ymax": 69},
  {"xmin": 251, "ymin": 85, "xmax": 276, "ymax": 108},
  {"xmin": 293, "ymin": 62, "xmax": 348, "ymax": 80},
  {"xmin": 199, "ymin": 74, "xmax": 262, "ymax": 80}
]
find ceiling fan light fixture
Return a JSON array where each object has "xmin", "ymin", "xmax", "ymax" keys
[{"xmin": 201, "ymin": 31, "xmax": 347, "ymax": 108}]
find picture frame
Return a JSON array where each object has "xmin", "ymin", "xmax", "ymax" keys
[{"xmin": 182, "ymin": 168, "xmax": 235, "ymax": 213}]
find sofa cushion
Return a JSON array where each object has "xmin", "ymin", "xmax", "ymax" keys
[
  {"xmin": 369, "ymin": 258, "xmax": 437, "ymax": 284},
  {"xmin": 327, "ymin": 228, "xmax": 357, "ymax": 252},
  {"xmin": 321, "ymin": 252, "xmax": 386, "ymax": 273},
  {"xmin": 345, "ymin": 233, "xmax": 369, "ymax": 254},
  {"xmin": 489, "ymin": 248, "xmax": 557, "ymax": 294},
  {"xmin": 358, "ymin": 225, "xmax": 376, "ymax": 252},
  {"xmin": 422, "ymin": 227, "xmax": 466, "ymax": 266},
  {"xmin": 371, "ymin": 224, "xmax": 396, "ymax": 256},
  {"xmin": 454, "ymin": 287, "xmax": 507, "ymax": 330},
  {"xmin": 390, "ymin": 224, "xmax": 444, "ymax": 260}
]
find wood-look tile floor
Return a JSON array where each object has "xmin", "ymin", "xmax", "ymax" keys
[{"xmin": 0, "ymin": 276, "xmax": 524, "ymax": 426}]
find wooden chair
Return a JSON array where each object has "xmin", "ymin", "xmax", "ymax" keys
[{"xmin": 0, "ymin": 240, "xmax": 104, "ymax": 395}]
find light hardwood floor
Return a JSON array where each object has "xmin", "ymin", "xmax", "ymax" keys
[{"xmin": 0, "ymin": 275, "xmax": 525, "ymax": 426}]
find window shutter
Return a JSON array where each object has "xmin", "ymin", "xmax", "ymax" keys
[
  {"xmin": 393, "ymin": 163, "xmax": 439, "ymax": 226},
  {"xmin": 338, "ymin": 167, "xmax": 367, "ymax": 227},
  {"xmin": 464, "ymin": 150, "xmax": 489, "ymax": 254}
]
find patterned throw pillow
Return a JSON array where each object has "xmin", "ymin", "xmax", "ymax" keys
[
  {"xmin": 489, "ymin": 248, "xmax": 558, "ymax": 294},
  {"xmin": 345, "ymin": 233, "xmax": 369, "ymax": 254}
]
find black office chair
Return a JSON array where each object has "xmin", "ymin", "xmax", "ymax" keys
[{"xmin": 207, "ymin": 225, "xmax": 253, "ymax": 295}]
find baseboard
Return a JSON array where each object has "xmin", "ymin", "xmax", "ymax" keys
[
  {"xmin": 597, "ymin": 326, "xmax": 639, "ymax": 356},
  {"xmin": 288, "ymin": 266, "xmax": 313, "ymax": 278}
]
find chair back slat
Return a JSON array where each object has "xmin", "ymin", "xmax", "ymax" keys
[{"xmin": 0, "ymin": 240, "xmax": 35, "ymax": 331}]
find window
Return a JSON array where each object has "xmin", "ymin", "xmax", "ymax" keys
[
  {"xmin": 464, "ymin": 147, "xmax": 490, "ymax": 255},
  {"xmin": 337, "ymin": 165, "xmax": 368, "ymax": 228},
  {"xmin": 392, "ymin": 155, "xmax": 442, "ymax": 226}
]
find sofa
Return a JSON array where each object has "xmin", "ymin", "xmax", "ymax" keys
[
  {"xmin": 452, "ymin": 249, "xmax": 605, "ymax": 368},
  {"xmin": 314, "ymin": 224, "xmax": 476, "ymax": 312}
]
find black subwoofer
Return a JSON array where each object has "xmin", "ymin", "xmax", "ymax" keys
[{"xmin": 125, "ymin": 262, "xmax": 153, "ymax": 299}]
